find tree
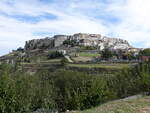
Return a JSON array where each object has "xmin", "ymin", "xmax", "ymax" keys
[
  {"xmin": 17, "ymin": 47, "xmax": 24, "ymax": 52},
  {"xmin": 140, "ymin": 48, "xmax": 150, "ymax": 56},
  {"xmin": 60, "ymin": 58, "xmax": 68, "ymax": 66},
  {"xmin": 63, "ymin": 39, "xmax": 78, "ymax": 47},
  {"xmin": 101, "ymin": 48, "xmax": 113, "ymax": 60},
  {"xmin": 47, "ymin": 51, "xmax": 64, "ymax": 59}
]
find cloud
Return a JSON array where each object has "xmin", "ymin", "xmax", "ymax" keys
[
  {"xmin": 106, "ymin": 0, "xmax": 150, "ymax": 48},
  {"xmin": 0, "ymin": 0, "xmax": 150, "ymax": 56}
]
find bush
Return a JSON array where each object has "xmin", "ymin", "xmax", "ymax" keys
[
  {"xmin": 63, "ymin": 39, "xmax": 78, "ymax": 47},
  {"xmin": 101, "ymin": 48, "xmax": 114, "ymax": 60},
  {"xmin": 0, "ymin": 66, "xmax": 56, "ymax": 113},
  {"xmin": 107, "ymin": 61, "xmax": 150, "ymax": 98},
  {"xmin": 139, "ymin": 48, "xmax": 150, "ymax": 56},
  {"xmin": 80, "ymin": 46, "xmax": 96, "ymax": 50},
  {"xmin": 0, "ymin": 73, "xmax": 17, "ymax": 113},
  {"xmin": 47, "ymin": 51, "xmax": 64, "ymax": 59},
  {"xmin": 60, "ymin": 58, "xmax": 68, "ymax": 66},
  {"xmin": 50, "ymin": 70, "xmax": 116, "ymax": 111},
  {"xmin": 142, "ymin": 73, "xmax": 150, "ymax": 93}
]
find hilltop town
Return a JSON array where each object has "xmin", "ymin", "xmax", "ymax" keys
[
  {"xmin": 0, "ymin": 33, "xmax": 144, "ymax": 65},
  {"xmin": 25, "ymin": 33, "xmax": 132, "ymax": 50}
]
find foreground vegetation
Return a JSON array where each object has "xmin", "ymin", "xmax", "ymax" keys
[{"xmin": 0, "ymin": 60, "xmax": 149, "ymax": 113}]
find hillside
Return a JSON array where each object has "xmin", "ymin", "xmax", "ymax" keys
[
  {"xmin": 74, "ymin": 96, "xmax": 150, "ymax": 113},
  {"xmin": 0, "ymin": 33, "xmax": 141, "ymax": 68},
  {"xmin": 0, "ymin": 33, "xmax": 149, "ymax": 113}
]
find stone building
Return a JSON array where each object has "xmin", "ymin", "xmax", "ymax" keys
[{"xmin": 54, "ymin": 35, "xmax": 68, "ymax": 47}]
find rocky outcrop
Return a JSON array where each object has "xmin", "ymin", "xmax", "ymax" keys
[
  {"xmin": 25, "ymin": 37, "xmax": 54, "ymax": 50},
  {"xmin": 25, "ymin": 33, "xmax": 132, "ymax": 50}
]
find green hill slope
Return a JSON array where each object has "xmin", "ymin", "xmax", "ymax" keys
[{"xmin": 75, "ymin": 96, "xmax": 150, "ymax": 113}]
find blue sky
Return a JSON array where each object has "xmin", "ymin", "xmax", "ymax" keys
[{"xmin": 0, "ymin": 0, "xmax": 150, "ymax": 56}]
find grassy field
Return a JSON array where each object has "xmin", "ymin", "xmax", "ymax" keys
[
  {"xmin": 20, "ymin": 59, "xmax": 62, "ymax": 72},
  {"xmin": 72, "ymin": 56, "xmax": 93, "ymax": 62},
  {"xmin": 79, "ymin": 52, "xmax": 100, "ymax": 57},
  {"xmin": 72, "ymin": 52, "xmax": 100, "ymax": 62},
  {"xmin": 68, "ymin": 63, "xmax": 130, "ymax": 69},
  {"xmin": 74, "ymin": 96, "xmax": 150, "ymax": 113},
  {"xmin": 21, "ymin": 58, "xmax": 61, "ymax": 64}
]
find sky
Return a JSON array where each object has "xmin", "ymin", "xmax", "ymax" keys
[{"xmin": 0, "ymin": 0, "xmax": 150, "ymax": 56}]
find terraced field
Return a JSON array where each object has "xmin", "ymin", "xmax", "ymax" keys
[
  {"xmin": 68, "ymin": 63, "xmax": 130, "ymax": 69},
  {"xmin": 79, "ymin": 52, "xmax": 100, "ymax": 57},
  {"xmin": 20, "ymin": 58, "xmax": 132, "ymax": 75}
]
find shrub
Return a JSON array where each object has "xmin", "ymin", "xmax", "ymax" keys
[
  {"xmin": 141, "ymin": 73, "xmax": 150, "ymax": 93},
  {"xmin": 80, "ymin": 46, "xmax": 96, "ymax": 50},
  {"xmin": 0, "ymin": 65, "xmax": 56, "ymax": 113},
  {"xmin": 101, "ymin": 48, "xmax": 114, "ymax": 60},
  {"xmin": 47, "ymin": 51, "xmax": 64, "ymax": 59},
  {"xmin": 60, "ymin": 58, "xmax": 68, "ymax": 66},
  {"xmin": 63, "ymin": 39, "xmax": 78, "ymax": 47},
  {"xmin": 50, "ymin": 70, "xmax": 116, "ymax": 111},
  {"xmin": 0, "ymin": 73, "xmax": 17, "ymax": 113},
  {"xmin": 139, "ymin": 48, "xmax": 150, "ymax": 56},
  {"xmin": 107, "ymin": 61, "xmax": 150, "ymax": 98}
]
